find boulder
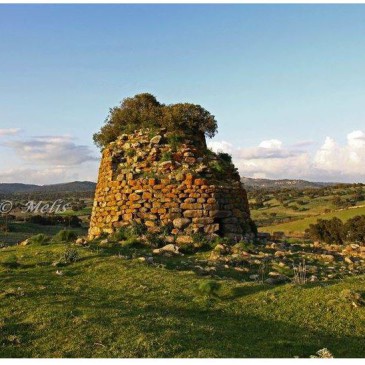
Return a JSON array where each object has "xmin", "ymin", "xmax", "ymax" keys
[
  {"xmin": 153, "ymin": 244, "xmax": 181, "ymax": 256},
  {"xmin": 309, "ymin": 275, "xmax": 318, "ymax": 282},
  {"xmin": 173, "ymin": 218, "xmax": 191, "ymax": 229},
  {"xmin": 176, "ymin": 235, "xmax": 193, "ymax": 244},
  {"xmin": 150, "ymin": 135, "xmax": 162, "ymax": 144},
  {"xmin": 75, "ymin": 238, "xmax": 86, "ymax": 245},
  {"xmin": 321, "ymin": 254, "xmax": 335, "ymax": 262},
  {"xmin": 265, "ymin": 275, "xmax": 288, "ymax": 285},
  {"xmin": 345, "ymin": 256, "xmax": 354, "ymax": 265}
]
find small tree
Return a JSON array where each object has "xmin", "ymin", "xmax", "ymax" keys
[
  {"xmin": 93, "ymin": 93, "xmax": 162, "ymax": 149},
  {"xmin": 344, "ymin": 215, "xmax": 365, "ymax": 243},
  {"xmin": 307, "ymin": 217, "xmax": 345, "ymax": 244},
  {"xmin": 162, "ymin": 103, "xmax": 217, "ymax": 139}
]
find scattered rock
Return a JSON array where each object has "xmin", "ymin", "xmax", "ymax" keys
[
  {"xmin": 75, "ymin": 238, "xmax": 86, "ymax": 245},
  {"xmin": 153, "ymin": 244, "xmax": 181, "ymax": 256},
  {"xmin": 19, "ymin": 239, "xmax": 29, "ymax": 246},
  {"xmin": 321, "ymin": 254, "xmax": 335, "ymax": 262},
  {"xmin": 274, "ymin": 250, "xmax": 286, "ymax": 257},
  {"xmin": 234, "ymin": 267, "xmax": 249, "ymax": 273},
  {"xmin": 264, "ymin": 275, "xmax": 288, "ymax": 285},
  {"xmin": 309, "ymin": 275, "xmax": 318, "ymax": 282},
  {"xmin": 150, "ymin": 135, "xmax": 162, "ymax": 144}
]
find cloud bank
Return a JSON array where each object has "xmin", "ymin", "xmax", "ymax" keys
[
  {"xmin": 0, "ymin": 128, "xmax": 21, "ymax": 136},
  {"xmin": 208, "ymin": 130, "xmax": 365, "ymax": 183},
  {"xmin": 1, "ymin": 129, "xmax": 364, "ymax": 184},
  {"xmin": 7, "ymin": 136, "xmax": 98, "ymax": 166},
  {"xmin": 0, "ymin": 134, "xmax": 99, "ymax": 184}
]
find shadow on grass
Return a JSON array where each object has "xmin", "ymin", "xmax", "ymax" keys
[
  {"xmin": 1, "ymin": 245, "xmax": 365, "ymax": 358},
  {"xmin": 1, "ymin": 286, "xmax": 363, "ymax": 358},
  {"xmin": 0, "ymin": 321, "xmax": 38, "ymax": 358}
]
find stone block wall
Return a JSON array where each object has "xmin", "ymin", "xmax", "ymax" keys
[{"xmin": 89, "ymin": 128, "xmax": 253, "ymax": 241}]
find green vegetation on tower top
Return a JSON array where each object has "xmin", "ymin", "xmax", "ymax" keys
[{"xmin": 93, "ymin": 93, "xmax": 218, "ymax": 149}]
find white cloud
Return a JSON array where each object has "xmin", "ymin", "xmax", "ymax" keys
[
  {"xmin": 0, "ymin": 128, "xmax": 21, "ymax": 136},
  {"xmin": 258, "ymin": 139, "xmax": 282, "ymax": 149},
  {"xmin": 0, "ymin": 134, "xmax": 100, "ymax": 184},
  {"xmin": 208, "ymin": 140, "xmax": 235, "ymax": 154},
  {"xmin": 7, "ymin": 136, "xmax": 97, "ymax": 166},
  {"xmin": 0, "ymin": 164, "xmax": 98, "ymax": 185},
  {"xmin": 313, "ymin": 130, "xmax": 365, "ymax": 180},
  {"xmin": 208, "ymin": 130, "xmax": 365, "ymax": 182}
]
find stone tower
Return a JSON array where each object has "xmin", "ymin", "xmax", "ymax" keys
[{"xmin": 89, "ymin": 128, "xmax": 254, "ymax": 241}]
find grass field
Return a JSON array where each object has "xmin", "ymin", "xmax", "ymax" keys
[
  {"xmin": 260, "ymin": 205, "xmax": 365, "ymax": 234},
  {"xmin": 249, "ymin": 184, "xmax": 365, "ymax": 230},
  {"xmin": 1, "ymin": 241, "xmax": 365, "ymax": 358},
  {"xmin": 0, "ymin": 222, "xmax": 87, "ymax": 246}
]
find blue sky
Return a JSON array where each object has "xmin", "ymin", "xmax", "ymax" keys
[{"xmin": 1, "ymin": 4, "xmax": 365, "ymax": 184}]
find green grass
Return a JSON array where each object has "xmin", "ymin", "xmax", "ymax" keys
[
  {"xmin": 0, "ymin": 222, "xmax": 87, "ymax": 246},
  {"xmin": 1, "ymin": 242, "xmax": 365, "ymax": 357},
  {"xmin": 260, "ymin": 206, "xmax": 365, "ymax": 234},
  {"xmin": 249, "ymin": 185, "xmax": 365, "ymax": 228},
  {"xmin": 58, "ymin": 207, "xmax": 92, "ymax": 217}
]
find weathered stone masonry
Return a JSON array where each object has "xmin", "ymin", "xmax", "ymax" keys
[{"xmin": 89, "ymin": 128, "xmax": 253, "ymax": 241}]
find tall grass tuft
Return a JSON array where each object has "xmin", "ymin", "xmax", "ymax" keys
[{"xmin": 292, "ymin": 259, "xmax": 307, "ymax": 285}]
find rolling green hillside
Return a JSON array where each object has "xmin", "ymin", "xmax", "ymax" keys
[
  {"xmin": 1, "ymin": 241, "xmax": 365, "ymax": 358},
  {"xmin": 248, "ymin": 183, "xmax": 365, "ymax": 235},
  {"xmin": 0, "ymin": 181, "xmax": 96, "ymax": 195},
  {"xmin": 260, "ymin": 205, "xmax": 365, "ymax": 234}
]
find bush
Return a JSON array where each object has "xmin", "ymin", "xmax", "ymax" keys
[
  {"xmin": 211, "ymin": 236, "xmax": 231, "ymax": 249},
  {"xmin": 26, "ymin": 214, "xmax": 81, "ymax": 227},
  {"xmin": 160, "ymin": 151, "xmax": 172, "ymax": 162},
  {"xmin": 28, "ymin": 233, "xmax": 51, "ymax": 246},
  {"xmin": 192, "ymin": 232, "xmax": 211, "ymax": 250},
  {"xmin": 307, "ymin": 215, "xmax": 365, "ymax": 244},
  {"xmin": 145, "ymin": 232, "xmax": 165, "ymax": 248},
  {"xmin": 344, "ymin": 215, "xmax": 365, "ymax": 243},
  {"xmin": 217, "ymin": 152, "xmax": 232, "ymax": 164},
  {"xmin": 61, "ymin": 248, "xmax": 80, "ymax": 264},
  {"xmin": 210, "ymin": 161, "xmax": 224, "ymax": 174},
  {"xmin": 93, "ymin": 93, "xmax": 218, "ymax": 149},
  {"xmin": 110, "ymin": 222, "xmax": 147, "ymax": 242},
  {"xmin": 178, "ymin": 243, "xmax": 195, "ymax": 254},
  {"xmin": 233, "ymin": 241, "xmax": 254, "ymax": 252},
  {"xmin": 129, "ymin": 222, "xmax": 148, "ymax": 236},
  {"xmin": 307, "ymin": 217, "xmax": 344, "ymax": 244},
  {"xmin": 120, "ymin": 237, "xmax": 141, "ymax": 248},
  {"xmin": 340, "ymin": 289, "xmax": 365, "ymax": 307},
  {"xmin": 198, "ymin": 280, "xmax": 221, "ymax": 297},
  {"xmin": 167, "ymin": 133, "xmax": 184, "ymax": 152},
  {"xmin": 110, "ymin": 228, "xmax": 129, "ymax": 242},
  {"xmin": 53, "ymin": 230, "xmax": 78, "ymax": 243}
]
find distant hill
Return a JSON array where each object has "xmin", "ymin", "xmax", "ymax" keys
[
  {"xmin": 241, "ymin": 177, "xmax": 338, "ymax": 190},
  {"xmin": 0, "ymin": 181, "xmax": 96, "ymax": 195}
]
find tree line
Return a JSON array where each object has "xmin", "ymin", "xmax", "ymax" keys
[{"xmin": 307, "ymin": 215, "xmax": 365, "ymax": 245}]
